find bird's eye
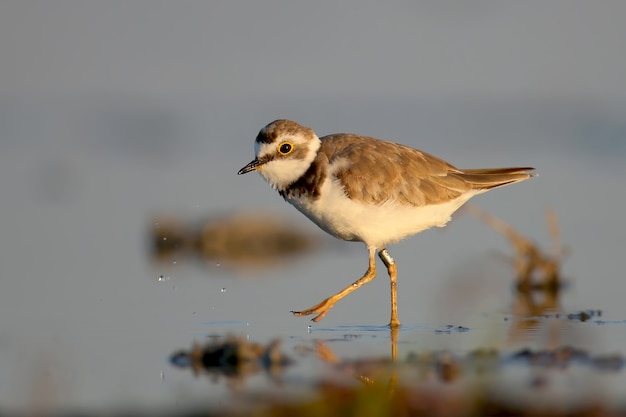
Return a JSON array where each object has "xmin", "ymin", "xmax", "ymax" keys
[{"xmin": 278, "ymin": 142, "xmax": 294, "ymax": 155}]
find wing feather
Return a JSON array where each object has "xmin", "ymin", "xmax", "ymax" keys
[
  {"xmin": 319, "ymin": 134, "xmax": 534, "ymax": 207},
  {"xmin": 320, "ymin": 134, "xmax": 469, "ymax": 206}
]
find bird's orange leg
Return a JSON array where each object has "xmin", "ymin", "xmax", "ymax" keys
[
  {"xmin": 379, "ymin": 248, "xmax": 400, "ymax": 329},
  {"xmin": 292, "ymin": 247, "xmax": 377, "ymax": 322}
]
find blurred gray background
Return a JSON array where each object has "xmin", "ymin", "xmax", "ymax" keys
[
  {"xmin": 1, "ymin": 1, "xmax": 625, "ymax": 412},
  {"xmin": 2, "ymin": 1, "xmax": 625, "ymax": 97}
]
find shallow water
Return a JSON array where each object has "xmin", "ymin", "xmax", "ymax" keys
[{"xmin": 1, "ymin": 96, "xmax": 625, "ymax": 413}]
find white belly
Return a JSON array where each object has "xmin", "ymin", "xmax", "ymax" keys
[{"xmin": 286, "ymin": 177, "xmax": 478, "ymax": 249}]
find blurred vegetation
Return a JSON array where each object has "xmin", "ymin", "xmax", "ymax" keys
[
  {"xmin": 150, "ymin": 212, "xmax": 318, "ymax": 268},
  {"xmin": 468, "ymin": 206, "xmax": 565, "ymax": 291}
]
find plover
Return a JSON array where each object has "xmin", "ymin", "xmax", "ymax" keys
[{"xmin": 238, "ymin": 119, "xmax": 534, "ymax": 328}]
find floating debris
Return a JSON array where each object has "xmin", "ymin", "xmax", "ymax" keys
[
  {"xmin": 433, "ymin": 324, "xmax": 470, "ymax": 334},
  {"xmin": 170, "ymin": 336, "xmax": 291, "ymax": 380},
  {"xmin": 563, "ymin": 309, "xmax": 602, "ymax": 322},
  {"xmin": 510, "ymin": 346, "xmax": 623, "ymax": 371}
]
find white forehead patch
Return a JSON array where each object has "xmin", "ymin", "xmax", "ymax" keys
[
  {"xmin": 254, "ymin": 140, "xmax": 263, "ymax": 158},
  {"xmin": 255, "ymin": 141, "xmax": 278, "ymax": 159}
]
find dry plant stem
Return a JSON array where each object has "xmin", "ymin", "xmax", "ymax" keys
[
  {"xmin": 468, "ymin": 204, "xmax": 563, "ymax": 290},
  {"xmin": 547, "ymin": 208, "xmax": 561, "ymax": 261},
  {"xmin": 467, "ymin": 204, "xmax": 539, "ymax": 286},
  {"xmin": 292, "ymin": 247, "xmax": 377, "ymax": 322},
  {"xmin": 545, "ymin": 208, "xmax": 562, "ymax": 286}
]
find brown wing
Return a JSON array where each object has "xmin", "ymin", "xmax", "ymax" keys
[
  {"xmin": 320, "ymin": 134, "xmax": 472, "ymax": 206},
  {"xmin": 320, "ymin": 134, "xmax": 534, "ymax": 207}
]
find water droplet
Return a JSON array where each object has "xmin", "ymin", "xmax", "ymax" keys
[
  {"xmin": 171, "ymin": 260, "xmax": 177, "ymax": 265},
  {"xmin": 216, "ymin": 262, "xmax": 221, "ymax": 267},
  {"xmin": 220, "ymin": 287, "xmax": 226, "ymax": 293},
  {"xmin": 157, "ymin": 275, "xmax": 170, "ymax": 282},
  {"xmin": 307, "ymin": 325, "xmax": 312, "ymax": 333},
  {"xmin": 162, "ymin": 237, "xmax": 167, "ymax": 241}
]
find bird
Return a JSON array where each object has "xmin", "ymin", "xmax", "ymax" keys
[{"xmin": 238, "ymin": 119, "xmax": 534, "ymax": 328}]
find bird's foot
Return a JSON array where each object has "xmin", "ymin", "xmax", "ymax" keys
[{"xmin": 291, "ymin": 297, "xmax": 337, "ymax": 322}]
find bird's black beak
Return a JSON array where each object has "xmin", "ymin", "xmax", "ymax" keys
[{"xmin": 238, "ymin": 158, "xmax": 261, "ymax": 175}]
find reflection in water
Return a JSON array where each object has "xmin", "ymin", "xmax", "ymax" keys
[
  {"xmin": 169, "ymin": 291, "xmax": 623, "ymax": 415},
  {"xmin": 296, "ymin": 323, "xmax": 623, "ymax": 416},
  {"xmin": 305, "ymin": 327, "xmax": 401, "ymax": 388},
  {"xmin": 507, "ymin": 286, "xmax": 563, "ymax": 347},
  {"xmin": 150, "ymin": 212, "xmax": 318, "ymax": 268}
]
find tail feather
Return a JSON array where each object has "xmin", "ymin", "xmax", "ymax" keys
[{"xmin": 459, "ymin": 167, "xmax": 535, "ymax": 191}]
